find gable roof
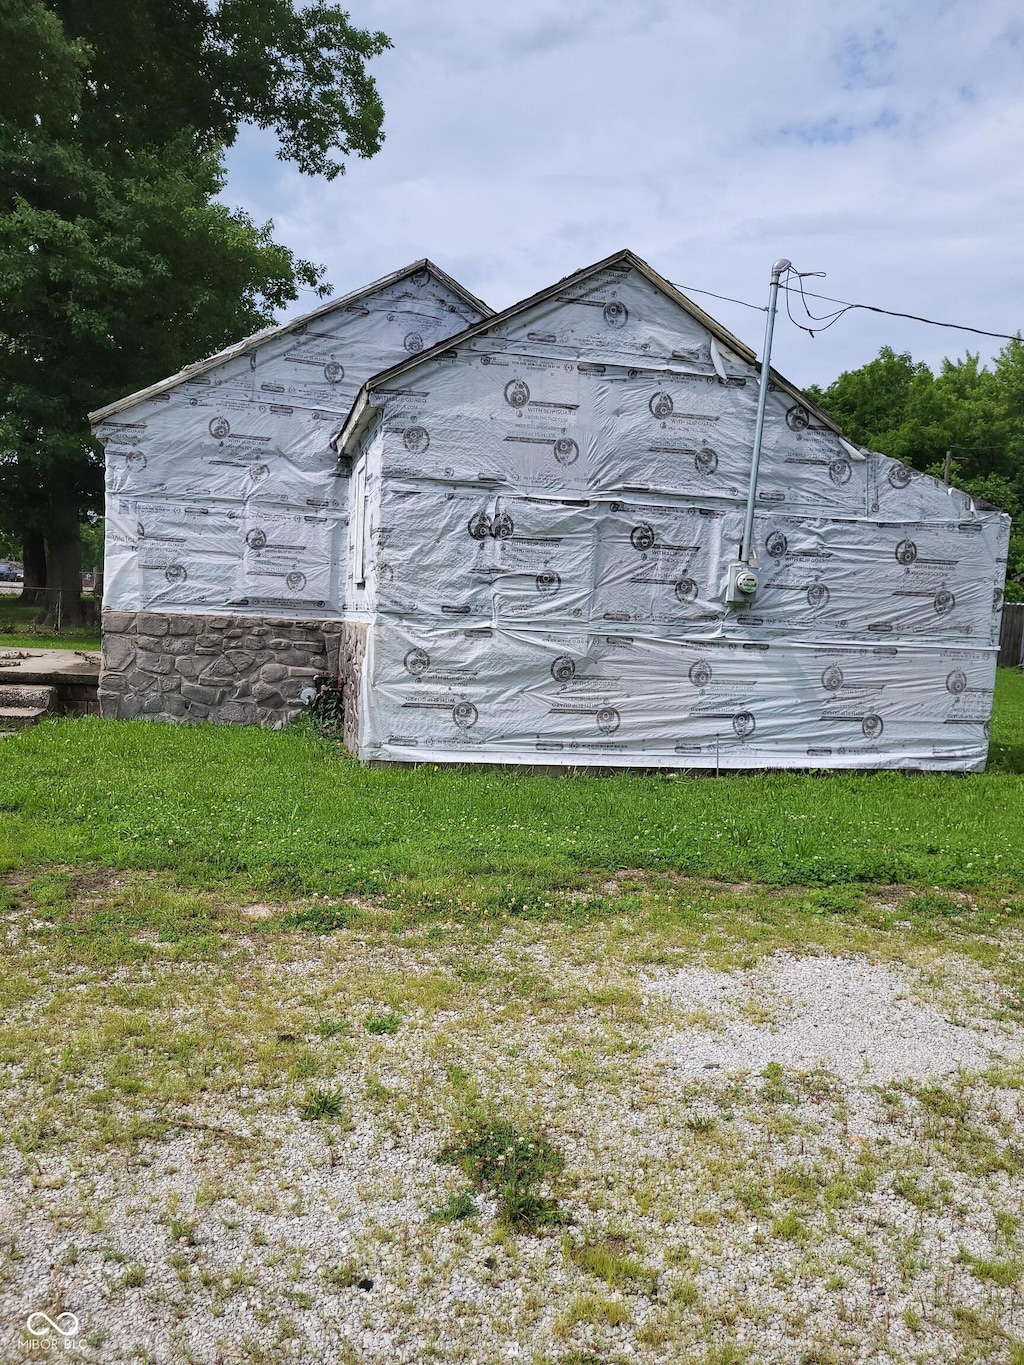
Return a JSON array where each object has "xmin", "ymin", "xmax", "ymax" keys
[
  {"xmin": 331, "ymin": 247, "xmax": 845, "ymax": 455},
  {"xmin": 89, "ymin": 258, "xmax": 493, "ymax": 425}
]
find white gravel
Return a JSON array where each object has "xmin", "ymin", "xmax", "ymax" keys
[
  {"xmin": 1, "ymin": 924, "xmax": 1023, "ymax": 1364},
  {"xmin": 648, "ymin": 953, "xmax": 1024, "ymax": 1083}
]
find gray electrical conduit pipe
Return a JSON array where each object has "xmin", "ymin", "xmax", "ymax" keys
[{"xmin": 739, "ymin": 258, "xmax": 791, "ymax": 564}]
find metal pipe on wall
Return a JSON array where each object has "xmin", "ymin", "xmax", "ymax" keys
[{"xmin": 739, "ymin": 258, "xmax": 791, "ymax": 564}]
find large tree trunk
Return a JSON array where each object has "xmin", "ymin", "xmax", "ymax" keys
[
  {"xmin": 43, "ymin": 495, "xmax": 84, "ymax": 628},
  {"xmin": 20, "ymin": 530, "xmax": 47, "ymax": 607}
]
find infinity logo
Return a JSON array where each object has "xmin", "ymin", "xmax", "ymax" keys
[{"xmin": 26, "ymin": 1310, "xmax": 80, "ymax": 1338}]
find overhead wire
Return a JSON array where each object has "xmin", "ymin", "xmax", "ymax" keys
[
  {"xmin": 669, "ymin": 281, "xmax": 767, "ymax": 313},
  {"xmin": 782, "ymin": 265, "xmax": 851, "ymax": 336},
  {"xmin": 672, "ymin": 271, "xmax": 1020, "ymax": 342},
  {"xmin": 782, "ymin": 275, "xmax": 1020, "ymax": 341}
]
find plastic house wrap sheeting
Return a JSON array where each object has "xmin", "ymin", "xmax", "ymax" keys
[
  {"xmin": 91, "ymin": 263, "xmax": 489, "ymax": 618},
  {"xmin": 336, "ymin": 250, "xmax": 1009, "ymax": 772}
]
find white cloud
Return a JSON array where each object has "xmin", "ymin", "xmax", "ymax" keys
[{"xmin": 223, "ymin": 0, "xmax": 1024, "ymax": 387}]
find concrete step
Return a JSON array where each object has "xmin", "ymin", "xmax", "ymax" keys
[
  {"xmin": 0, "ymin": 705, "xmax": 50, "ymax": 731},
  {"xmin": 0, "ymin": 685, "xmax": 57, "ymax": 710}
]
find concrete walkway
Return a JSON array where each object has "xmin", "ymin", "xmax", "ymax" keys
[{"xmin": 0, "ymin": 648, "xmax": 99, "ymax": 732}]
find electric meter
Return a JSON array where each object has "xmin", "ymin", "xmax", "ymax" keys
[{"xmin": 726, "ymin": 562, "xmax": 759, "ymax": 606}]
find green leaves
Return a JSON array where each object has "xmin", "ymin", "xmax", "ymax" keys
[{"xmin": 0, "ymin": 0, "xmax": 390, "ymax": 583}]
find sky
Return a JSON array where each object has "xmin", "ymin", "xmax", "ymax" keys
[{"xmin": 223, "ymin": 0, "xmax": 1024, "ymax": 390}]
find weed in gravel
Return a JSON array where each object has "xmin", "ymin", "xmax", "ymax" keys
[
  {"xmin": 280, "ymin": 904, "xmax": 354, "ymax": 933},
  {"xmin": 892, "ymin": 1174, "xmax": 941, "ymax": 1212},
  {"xmin": 995, "ymin": 981, "xmax": 1024, "ymax": 1023},
  {"xmin": 122, "ymin": 1263, "xmax": 146, "ymax": 1288},
  {"xmin": 315, "ymin": 1017, "xmax": 349, "ymax": 1038},
  {"xmin": 953, "ymin": 1303, "xmax": 1012, "ymax": 1352},
  {"xmin": 427, "ymin": 1189, "xmax": 479, "ymax": 1223},
  {"xmin": 959, "ymin": 1248, "xmax": 1022, "ymax": 1287},
  {"xmin": 569, "ymin": 1235, "xmax": 653, "ymax": 1292},
  {"xmin": 772, "ymin": 1212, "xmax": 808, "ymax": 1243},
  {"xmin": 761, "ymin": 1061, "xmax": 796, "ymax": 1105},
  {"xmin": 555, "ymin": 1291, "xmax": 630, "ymax": 1333},
  {"xmin": 902, "ymin": 1305, "xmax": 923, "ymax": 1332},
  {"xmin": 321, "ymin": 1259, "xmax": 362, "ymax": 1291},
  {"xmin": 365, "ymin": 1011, "xmax": 402, "ymax": 1035},
  {"xmin": 736, "ymin": 1183, "xmax": 771, "ymax": 1216},
  {"xmin": 671, "ymin": 1276, "xmax": 699, "ymax": 1305},
  {"xmin": 917, "ymin": 1083, "xmax": 969, "ymax": 1122},
  {"xmin": 298, "ymin": 1087, "xmax": 346, "ymax": 1121},
  {"xmin": 440, "ymin": 1119, "xmax": 566, "ymax": 1232},
  {"xmin": 703, "ymin": 1344, "xmax": 749, "ymax": 1364},
  {"xmin": 799, "ymin": 887, "xmax": 863, "ymax": 916},
  {"xmin": 797, "ymin": 1348, "xmax": 841, "ymax": 1365},
  {"xmin": 165, "ymin": 1217, "xmax": 199, "ymax": 1245},
  {"xmin": 996, "ymin": 1211, "xmax": 1021, "ymax": 1242}
]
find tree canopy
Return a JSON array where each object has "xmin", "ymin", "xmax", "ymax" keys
[{"xmin": 0, "ymin": 0, "xmax": 390, "ymax": 621}]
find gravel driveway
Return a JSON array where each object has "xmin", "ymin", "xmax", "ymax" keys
[{"xmin": 1, "ymin": 886, "xmax": 1022, "ymax": 1363}]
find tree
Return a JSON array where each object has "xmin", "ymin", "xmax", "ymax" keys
[
  {"xmin": 0, "ymin": 0, "xmax": 391, "ymax": 624},
  {"xmin": 805, "ymin": 346, "xmax": 932, "ymax": 460}
]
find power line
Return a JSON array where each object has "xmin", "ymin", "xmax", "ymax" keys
[
  {"xmin": 671, "ymin": 281, "xmax": 767, "ymax": 313},
  {"xmin": 672, "ymin": 271, "xmax": 1021, "ymax": 343},
  {"xmin": 782, "ymin": 277, "xmax": 1021, "ymax": 342}
]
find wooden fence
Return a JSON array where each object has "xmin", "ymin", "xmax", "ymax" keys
[{"xmin": 999, "ymin": 603, "xmax": 1024, "ymax": 668}]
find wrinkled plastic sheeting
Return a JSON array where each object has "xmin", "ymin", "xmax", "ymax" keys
[
  {"xmin": 372, "ymin": 486, "xmax": 1005, "ymax": 647},
  {"xmin": 97, "ymin": 269, "xmax": 483, "ymax": 616},
  {"xmin": 357, "ymin": 263, "xmax": 1009, "ymax": 770},
  {"xmin": 361, "ymin": 622, "xmax": 997, "ymax": 771}
]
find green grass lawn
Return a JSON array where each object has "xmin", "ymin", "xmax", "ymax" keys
[
  {"xmin": 2, "ymin": 668, "xmax": 1022, "ymax": 902},
  {"xmin": 0, "ymin": 595, "xmax": 101, "ymax": 650}
]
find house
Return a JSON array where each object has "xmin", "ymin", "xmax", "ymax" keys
[
  {"xmin": 89, "ymin": 260, "xmax": 490, "ymax": 727},
  {"xmin": 328, "ymin": 249, "xmax": 1009, "ymax": 772}
]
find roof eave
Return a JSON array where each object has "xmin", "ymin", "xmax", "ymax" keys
[{"xmin": 331, "ymin": 389, "xmax": 376, "ymax": 458}]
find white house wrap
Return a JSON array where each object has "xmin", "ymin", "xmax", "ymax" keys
[
  {"xmin": 90, "ymin": 262, "xmax": 490, "ymax": 729},
  {"xmin": 94, "ymin": 263, "xmax": 488, "ymax": 619},
  {"xmin": 333, "ymin": 250, "xmax": 1009, "ymax": 772}
]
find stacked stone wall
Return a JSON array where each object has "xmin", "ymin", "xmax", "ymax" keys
[{"xmin": 100, "ymin": 611, "xmax": 366, "ymax": 744}]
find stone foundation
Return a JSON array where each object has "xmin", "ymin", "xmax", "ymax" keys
[
  {"xmin": 336, "ymin": 618, "xmax": 367, "ymax": 754},
  {"xmin": 100, "ymin": 611, "xmax": 367, "ymax": 742}
]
